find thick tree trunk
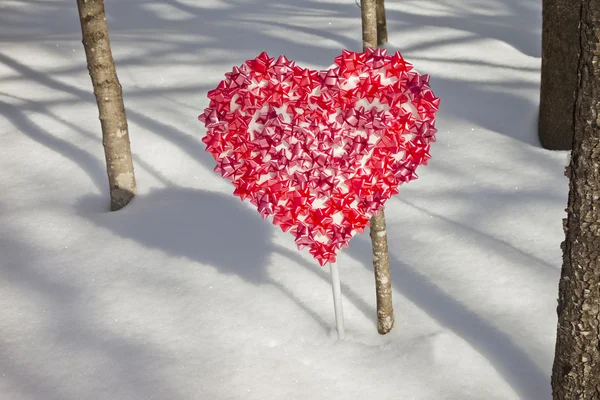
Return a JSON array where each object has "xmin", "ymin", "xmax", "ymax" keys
[
  {"xmin": 362, "ymin": 0, "xmax": 394, "ymax": 335},
  {"xmin": 539, "ymin": 0, "xmax": 580, "ymax": 150},
  {"xmin": 551, "ymin": 1, "xmax": 600, "ymax": 398},
  {"xmin": 77, "ymin": 0, "xmax": 136, "ymax": 211},
  {"xmin": 376, "ymin": 0, "xmax": 388, "ymax": 46}
]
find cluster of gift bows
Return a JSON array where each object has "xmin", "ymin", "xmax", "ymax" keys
[{"xmin": 199, "ymin": 48, "xmax": 439, "ymax": 266}]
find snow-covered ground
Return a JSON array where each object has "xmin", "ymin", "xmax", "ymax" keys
[{"xmin": 0, "ymin": 0, "xmax": 566, "ymax": 399}]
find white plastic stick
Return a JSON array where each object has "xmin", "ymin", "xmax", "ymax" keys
[{"xmin": 329, "ymin": 262, "xmax": 345, "ymax": 339}]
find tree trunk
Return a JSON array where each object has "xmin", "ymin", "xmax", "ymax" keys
[
  {"xmin": 376, "ymin": 0, "xmax": 388, "ymax": 47},
  {"xmin": 77, "ymin": 0, "xmax": 136, "ymax": 211},
  {"xmin": 369, "ymin": 209, "xmax": 394, "ymax": 333},
  {"xmin": 361, "ymin": 0, "xmax": 378, "ymax": 51},
  {"xmin": 538, "ymin": 0, "xmax": 580, "ymax": 150},
  {"xmin": 362, "ymin": 0, "xmax": 394, "ymax": 334},
  {"xmin": 551, "ymin": 1, "xmax": 600, "ymax": 398}
]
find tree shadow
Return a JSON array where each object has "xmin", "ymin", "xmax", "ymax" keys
[
  {"xmin": 0, "ymin": 232, "xmax": 183, "ymax": 399},
  {"xmin": 295, "ymin": 0, "xmax": 541, "ymax": 57},
  {"xmin": 0, "ymin": 99, "xmax": 107, "ymax": 193},
  {"xmin": 400, "ymin": 197, "xmax": 559, "ymax": 272},
  {"xmin": 345, "ymin": 233, "xmax": 551, "ymax": 400},
  {"xmin": 430, "ymin": 77, "xmax": 541, "ymax": 146},
  {"xmin": 76, "ymin": 187, "xmax": 376, "ymax": 331},
  {"xmin": 0, "ymin": 52, "xmax": 218, "ymax": 181}
]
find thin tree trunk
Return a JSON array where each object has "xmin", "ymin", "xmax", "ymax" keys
[
  {"xmin": 376, "ymin": 0, "xmax": 388, "ymax": 46},
  {"xmin": 538, "ymin": 0, "xmax": 580, "ymax": 150},
  {"xmin": 361, "ymin": 0, "xmax": 378, "ymax": 51},
  {"xmin": 77, "ymin": 0, "xmax": 136, "ymax": 211},
  {"xmin": 369, "ymin": 209, "xmax": 394, "ymax": 333},
  {"xmin": 362, "ymin": 0, "xmax": 394, "ymax": 335},
  {"xmin": 551, "ymin": 1, "xmax": 600, "ymax": 398}
]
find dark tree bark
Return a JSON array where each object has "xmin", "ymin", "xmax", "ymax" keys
[
  {"xmin": 539, "ymin": 0, "xmax": 580, "ymax": 150},
  {"xmin": 376, "ymin": 0, "xmax": 388, "ymax": 46},
  {"xmin": 77, "ymin": 0, "xmax": 136, "ymax": 211},
  {"xmin": 362, "ymin": 0, "xmax": 394, "ymax": 334},
  {"xmin": 551, "ymin": 1, "xmax": 600, "ymax": 398}
]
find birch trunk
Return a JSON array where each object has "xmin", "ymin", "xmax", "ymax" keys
[
  {"xmin": 77, "ymin": 0, "xmax": 136, "ymax": 211},
  {"xmin": 362, "ymin": 0, "xmax": 394, "ymax": 335},
  {"xmin": 369, "ymin": 209, "xmax": 394, "ymax": 334},
  {"xmin": 376, "ymin": 0, "xmax": 388, "ymax": 46},
  {"xmin": 551, "ymin": 1, "xmax": 600, "ymax": 397},
  {"xmin": 361, "ymin": 0, "xmax": 378, "ymax": 51}
]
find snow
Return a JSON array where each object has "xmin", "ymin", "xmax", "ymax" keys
[{"xmin": 0, "ymin": 0, "xmax": 565, "ymax": 399}]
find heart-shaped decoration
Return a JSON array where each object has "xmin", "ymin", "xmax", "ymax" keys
[{"xmin": 198, "ymin": 49, "xmax": 439, "ymax": 266}]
